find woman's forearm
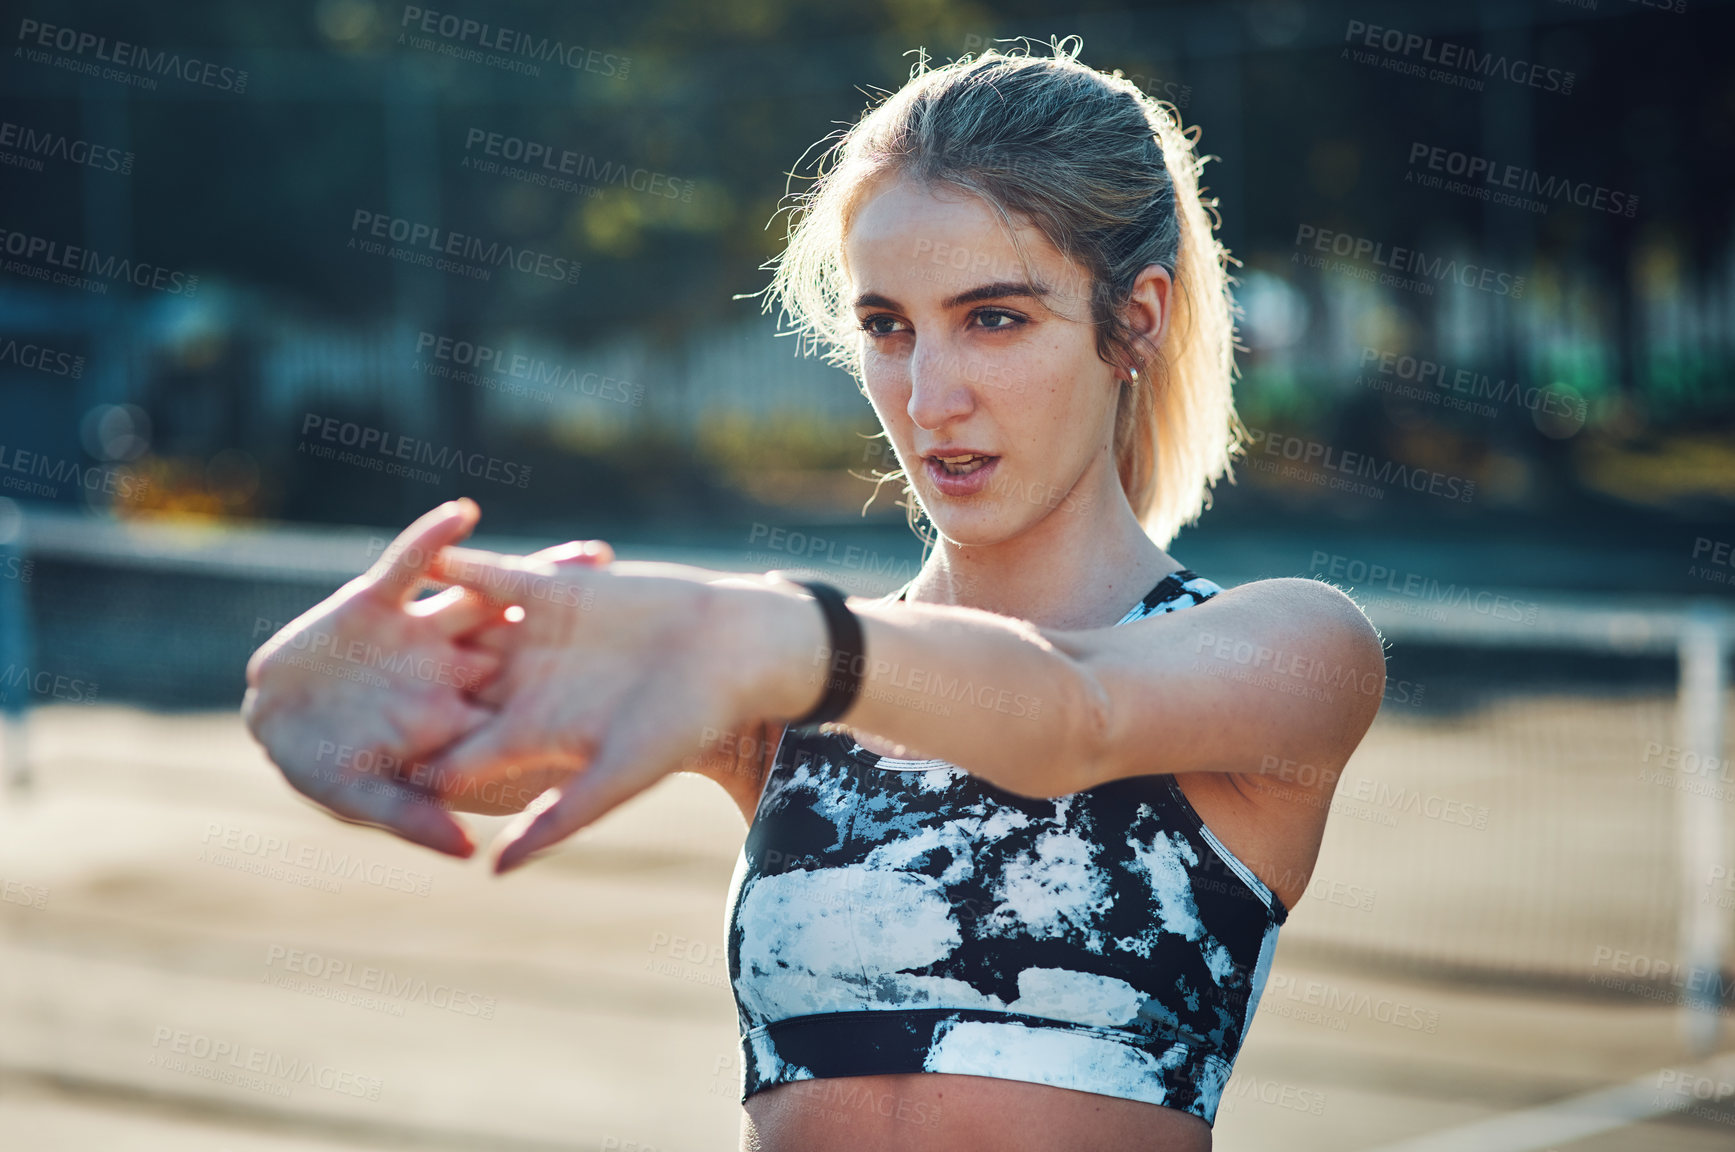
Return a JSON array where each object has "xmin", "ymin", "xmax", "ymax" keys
[{"xmin": 712, "ymin": 581, "xmax": 1108, "ymax": 798}]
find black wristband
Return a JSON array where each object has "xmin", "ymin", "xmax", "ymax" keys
[{"xmin": 776, "ymin": 576, "xmax": 864, "ymax": 729}]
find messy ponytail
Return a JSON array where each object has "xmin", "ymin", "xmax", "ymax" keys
[{"xmin": 761, "ymin": 36, "xmax": 1245, "ymax": 548}]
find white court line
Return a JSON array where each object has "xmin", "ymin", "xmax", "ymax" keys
[{"xmin": 1361, "ymin": 1052, "xmax": 1735, "ymax": 1152}]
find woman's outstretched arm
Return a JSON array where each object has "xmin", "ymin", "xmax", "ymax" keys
[
  {"xmin": 772, "ymin": 576, "xmax": 1386, "ymax": 798},
  {"xmin": 423, "ymin": 551, "xmax": 1384, "ymax": 870}
]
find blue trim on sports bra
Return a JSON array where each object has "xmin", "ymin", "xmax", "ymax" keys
[{"xmin": 723, "ymin": 569, "xmax": 1287, "ymax": 1126}]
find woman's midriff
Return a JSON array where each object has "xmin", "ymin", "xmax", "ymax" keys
[{"xmin": 742, "ymin": 1071, "xmax": 1213, "ymax": 1152}]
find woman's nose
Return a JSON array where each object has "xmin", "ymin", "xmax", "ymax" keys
[{"xmin": 906, "ymin": 339, "xmax": 978, "ymax": 430}]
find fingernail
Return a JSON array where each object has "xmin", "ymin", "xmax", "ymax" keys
[{"xmin": 498, "ymin": 824, "xmax": 543, "ymax": 872}]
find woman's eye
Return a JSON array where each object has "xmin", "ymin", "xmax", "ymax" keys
[
  {"xmin": 859, "ymin": 314, "xmax": 906, "ymax": 336},
  {"xmin": 974, "ymin": 309, "xmax": 1021, "ymax": 330}
]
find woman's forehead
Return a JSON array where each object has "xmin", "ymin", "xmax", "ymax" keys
[
  {"xmin": 850, "ymin": 178, "xmax": 1024, "ymax": 255},
  {"xmin": 844, "ymin": 177, "xmax": 1082, "ymax": 302}
]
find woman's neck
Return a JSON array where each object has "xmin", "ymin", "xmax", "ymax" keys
[{"xmin": 906, "ymin": 453, "xmax": 1180, "ymax": 631}]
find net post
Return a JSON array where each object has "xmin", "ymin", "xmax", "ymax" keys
[
  {"xmin": 0, "ymin": 550, "xmax": 27, "ymax": 795},
  {"xmin": 0, "ymin": 499, "xmax": 29, "ymax": 794},
  {"xmin": 1676, "ymin": 602, "xmax": 1729, "ymax": 1055}
]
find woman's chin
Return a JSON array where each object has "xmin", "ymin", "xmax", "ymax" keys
[{"xmin": 918, "ymin": 503, "xmax": 1032, "ymax": 549}]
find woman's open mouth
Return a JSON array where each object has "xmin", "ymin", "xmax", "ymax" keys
[
  {"xmin": 924, "ymin": 452, "xmax": 1000, "ymax": 496},
  {"xmin": 934, "ymin": 453, "xmax": 992, "ymax": 476}
]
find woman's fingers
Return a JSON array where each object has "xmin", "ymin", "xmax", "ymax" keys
[
  {"xmin": 455, "ymin": 621, "xmax": 514, "ymax": 659},
  {"xmin": 428, "ymin": 543, "xmax": 610, "ymax": 686},
  {"xmin": 411, "ymin": 584, "xmax": 513, "ymax": 641},
  {"xmin": 261, "ymin": 692, "xmax": 501, "ymax": 858},
  {"xmin": 453, "ymin": 648, "xmax": 504, "ymax": 695},
  {"xmin": 430, "ymin": 546, "xmax": 553, "ymax": 605},
  {"xmin": 465, "ymin": 667, "xmax": 512, "ymax": 709},
  {"xmin": 422, "ymin": 711, "xmax": 588, "ymax": 797},
  {"xmin": 430, "ymin": 541, "xmax": 611, "ymax": 605},
  {"xmin": 490, "ymin": 760, "xmax": 644, "ymax": 874},
  {"xmin": 288, "ymin": 764, "xmax": 475, "ymax": 858},
  {"xmin": 420, "ymin": 716, "xmax": 514, "ymax": 785},
  {"xmin": 366, "ymin": 499, "xmax": 481, "ymax": 606},
  {"xmin": 490, "ymin": 700, "xmax": 683, "ymax": 873},
  {"xmin": 526, "ymin": 539, "xmax": 614, "ymax": 568}
]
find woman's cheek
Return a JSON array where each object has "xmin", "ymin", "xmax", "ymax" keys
[{"xmin": 856, "ymin": 378, "xmax": 910, "ymax": 470}]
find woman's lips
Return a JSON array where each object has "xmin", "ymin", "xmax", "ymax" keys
[{"xmin": 923, "ymin": 454, "xmax": 1000, "ymax": 497}]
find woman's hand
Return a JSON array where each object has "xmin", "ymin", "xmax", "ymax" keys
[
  {"xmin": 424, "ymin": 549, "xmax": 822, "ymax": 873},
  {"xmin": 430, "ymin": 539, "xmax": 618, "ymax": 817},
  {"xmin": 241, "ymin": 499, "xmax": 507, "ymax": 857}
]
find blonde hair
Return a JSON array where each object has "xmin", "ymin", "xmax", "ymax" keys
[{"xmin": 760, "ymin": 36, "xmax": 1246, "ymax": 548}]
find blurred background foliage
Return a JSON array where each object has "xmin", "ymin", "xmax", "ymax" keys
[{"xmin": 0, "ymin": 0, "xmax": 1732, "ymax": 565}]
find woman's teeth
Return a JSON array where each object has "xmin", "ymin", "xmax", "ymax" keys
[{"xmin": 936, "ymin": 455, "xmax": 990, "ymax": 475}]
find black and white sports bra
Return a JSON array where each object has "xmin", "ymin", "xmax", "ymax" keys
[{"xmin": 723, "ymin": 570, "xmax": 1287, "ymax": 1126}]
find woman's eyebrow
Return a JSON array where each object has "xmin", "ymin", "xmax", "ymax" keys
[
  {"xmin": 852, "ymin": 282, "xmax": 1050, "ymax": 312},
  {"xmin": 944, "ymin": 281, "xmax": 1048, "ymax": 309}
]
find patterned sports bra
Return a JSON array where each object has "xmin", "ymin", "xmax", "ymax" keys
[{"xmin": 724, "ymin": 570, "xmax": 1287, "ymax": 1126}]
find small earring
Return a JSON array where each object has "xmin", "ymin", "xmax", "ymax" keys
[{"xmin": 1128, "ymin": 366, "xmax": 1141, "ymax": 385}]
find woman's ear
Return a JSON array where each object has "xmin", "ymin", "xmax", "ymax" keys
[{"xmin": 1122, "ymin": 263, "xmax": 1173, "ymax": 362}]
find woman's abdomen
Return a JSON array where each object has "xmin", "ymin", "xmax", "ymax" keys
[{"xmin": 742, "ymin": 1072, "xmax": 1212, "ymax": 1152}]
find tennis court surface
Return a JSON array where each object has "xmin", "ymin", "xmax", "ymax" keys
[{"xmin": 3, "ymin": 693, "xmax": 1732, "ymax": 1150}]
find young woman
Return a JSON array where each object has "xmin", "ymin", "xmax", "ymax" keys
[{"xmin": 244, "ymin": 40, "xmax": 1384, "ymax": 1152}]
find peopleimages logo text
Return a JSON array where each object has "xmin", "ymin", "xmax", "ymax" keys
[
  {"xmin": 0, "ymin": 119, "xmax": 133, "ymax": 173},
  {"xmin": 0, "ymin": 226, "xmax": 198, "ymax": 295},
  {"xmin": 415, "ymin": 332, "xmax": 642, "ymax": 406},
  {"xmin": 1406, "ymin": 143, "xmax": 1637, "ymax": 218},
  {"xmin": 15, "ymin": 19, "xmax": 250, "ymax": 92},
  {"xmin": 0, "ymin": 443, "xmax": 148, "ymax": 500},
  {"xmin": 463, "ymin": 130, "xmax": 693, "ymax": 201},
  {"xmin": 1342, "ymin": 19, "xmax": 1574, "ymax": 94},
  {"xmin": 0, "ymin": 337, "xmax": 83, "ymax": 378},
  {"xmin": 399, "ymin": 7, "xmax": 628, "ymax": 77},
  {"xmin": 1244, "ymin": 427, "xmax": 1476, "ymax": 503},
  {"xmin": 1357, "ymin": 347, "xmax": 1585, "ymax": 421},
  {"xmin": 1294, "ymin": 224, "xmax": 1524, "ymax": 297},
  {"xmin": 349, "ymin": 210, "xmax": 579, "ymax": 285},
  {"xmin": 299, "ymin": 413, "xmax": 532, "ymax": 488}
]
